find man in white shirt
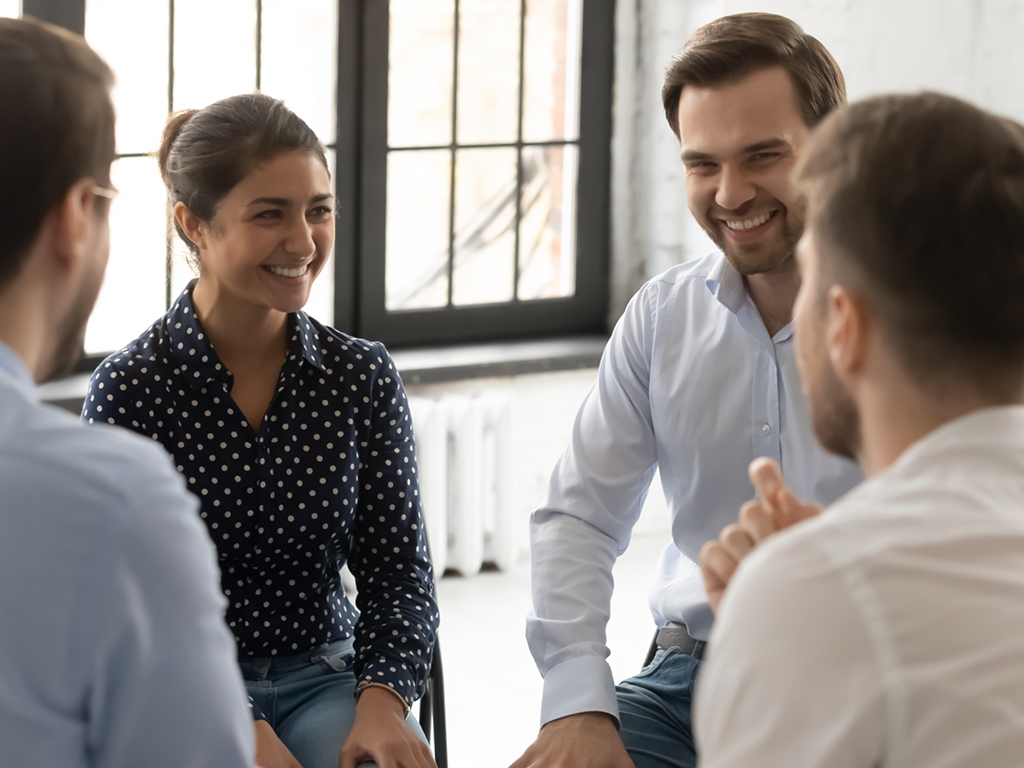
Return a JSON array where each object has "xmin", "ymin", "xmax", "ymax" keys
[
  {"xmin": 0, "ymin": 18, "xmax": 253, "ymax": 767},
  {"xmin": 514, "ymin": 13, "xmax": 861, "ymax": 768},
  {"xmin": 696, "ymin": 92, "xmax": 1024, "ymax": 767}
]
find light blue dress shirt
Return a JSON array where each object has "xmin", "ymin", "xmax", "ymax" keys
[
  {"xmin": 527, "ymin": 252, "xmax": 863, "ymax": 725},
  {"xmin": 0, "ymin": 342, "xmax": 254, "ymax": 767}
]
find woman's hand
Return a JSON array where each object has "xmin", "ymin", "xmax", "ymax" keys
[
  {"xmin": 254, "ymin": 719, "xmax": 305, "ymax": 768},
  {"xmin": 340, "ymin": 687, "xmax": 437, "ymax": 768}
]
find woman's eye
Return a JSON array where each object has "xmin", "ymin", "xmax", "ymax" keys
[
  {"xmin": 309, "ymin": 206, "xmax": 334, "ymax": 217},
  {"xmin": 255, "ymin": 209, "xmax": 282, "ymax": 219}
]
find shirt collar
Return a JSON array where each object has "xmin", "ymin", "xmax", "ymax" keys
[
  {"xmin": 0, "ymin": 341, "xmax": 36, "ymax": 397},
  {"xmin": 167, "ymin": 283, "xmax": 325, "ymax": 390},
  {"xmin": 892, "ymin": 405, "xmax": 1024, "ymax": 475},
  {"xmin": 704, "ymin": 252, "xmax": 748, "ymax": 315},
  {"xmin": 288, "ymin": 312, "xmax": 326, "ymax": 373},
  {"xmin": 704, "ymin": 252, "xmax": 795, "ymax": 343}
]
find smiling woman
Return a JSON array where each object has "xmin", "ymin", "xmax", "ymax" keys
[{"xmin": 81, "ymin": 94, "xmax": 439, "ymax": 768}]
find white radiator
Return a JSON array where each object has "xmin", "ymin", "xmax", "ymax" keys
[{"xmin": 408, "ymin": 393, "xmax": 517, "ymax": 576}]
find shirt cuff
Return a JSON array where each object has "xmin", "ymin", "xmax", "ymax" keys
[
  {"xmin": 355, "ymin": 681, "xmax": 411, "ymax": 717},
  {"xmin": 540, "ymin": 654, "xmax": 619, "ymax": 727}
]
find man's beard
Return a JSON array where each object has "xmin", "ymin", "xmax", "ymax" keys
[
  {"xmin": 804, "ymin": 335, "xmax": 861, "ymax": 462},
  {"xmin": 698, "ymin": 205, "xmax": 804, "ymax": 277},
  {"xmin": 38, "ymin": 263, "xmax": 104, "ymax": 384}
]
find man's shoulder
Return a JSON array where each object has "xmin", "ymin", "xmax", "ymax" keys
[
  {"xmin": 642, "ymin": 252, "xmax": 724, "ymax": 293},
  {"xmin": 91, "ymin": 319, "xmax": 168, "ymax": 378},
  {"xmin": 1, "ymin": 396, "xmax": 184, "ymax": 517}
]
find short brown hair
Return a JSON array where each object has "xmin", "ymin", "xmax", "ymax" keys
[
  {"xmin": 796, "ymin": 93, "xmax": 1024, "ymax": 397},
  {"xmin": 662, "ymin": 13, "xmax": 845, "ymax": 138},
  {"xmin": 0, "ymin": 17, "xmax": 115, "ymax": 286}
]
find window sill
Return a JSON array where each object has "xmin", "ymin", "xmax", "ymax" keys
[{"xmin": 40, "ymin": 335, "xmax": 608, "ymax": 413}]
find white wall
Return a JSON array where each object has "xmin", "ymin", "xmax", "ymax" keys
[
  {"xmin": 609, "ymin": 0, "xmax": 1024, "ymax": 319},
  {"xmin": 406, "ymin": 368, "xmax": 671, "ymax": 565}
]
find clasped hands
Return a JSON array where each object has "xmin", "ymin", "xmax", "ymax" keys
[{"xmin": 699, "ymin": 457, "xmax": 822, "ymax": 613}]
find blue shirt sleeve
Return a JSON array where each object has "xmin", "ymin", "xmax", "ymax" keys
[{"xmin": 78, "ymin": 434, "xmax": 255, "ymax": 767}]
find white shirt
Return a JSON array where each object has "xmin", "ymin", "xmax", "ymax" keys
[
  {"xmin": 527, "ymin": 253, "xmax": 862, "ymax": 725},
  {"xmin": 0, "ymin": 343, "xmax": 254, "ymax": 768},
  {"xmin": 695, "ymin": 406, "xmax": 1024, "ymax": 768}
]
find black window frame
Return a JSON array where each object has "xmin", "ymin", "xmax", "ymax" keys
[{"xmin": 28, "ymin": 0, "xmax": 613, "ymax": 366}]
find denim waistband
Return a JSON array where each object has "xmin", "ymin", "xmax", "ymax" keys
[{"xmin": 238, "ymin": 635, "xmax": 354, "ymax": 677}]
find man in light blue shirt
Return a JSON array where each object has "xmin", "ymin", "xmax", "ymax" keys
[
  {"xmin": 514, "ymin": 14, "xmax": 862, "ymax": 768},
  {"xmin": 0, "ymin": 18, "xmax": 253, "ymax": 768}
]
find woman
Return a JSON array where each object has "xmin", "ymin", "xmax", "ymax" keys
[{"xmin": 84, "ymin": 93, "xmax": 439, "ymax": 768}]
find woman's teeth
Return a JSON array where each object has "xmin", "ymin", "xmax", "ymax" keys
[
  {"xmin": 725, "ymin": 211, "xmax": 773, "ymax": 230},
  {"xmin": 266, "ymin": 265, "xmax": 308, "ymax": 277}
]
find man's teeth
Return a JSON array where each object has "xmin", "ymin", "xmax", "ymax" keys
[
  {"xmin": 725, "ymin": 212, "xmax": 772, "ymax": 230},
  {"xmin": 267, "ymin": 265, "xmax": 308, "ymax": 277}
]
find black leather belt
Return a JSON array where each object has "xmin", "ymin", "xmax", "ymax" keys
[{"xmin": 655, "ymin": 622, "xmax": 705, "ymax": 660}]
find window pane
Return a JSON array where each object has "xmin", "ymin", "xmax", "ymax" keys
[
  {"xmin": 385, "ymin": 150, "xmax": 451, "ymax": 310},
  {"xmin": 518, "ymin": 144, "xmax": 576, "ymax": 300},
  {"xmin": 456, "ymin": 0, "xmax": 521, "ymax": 145},
  {"xmin": 174, "ymin": 0, "xmax": 257, "ymax": 110},
  {"xmin": 304, "ymin": 149, "xmax": 336, "ymax": 327},
  {"xmin": 86, "ymin": 0, "xmax": 169, "ymax": 154},
  {"xmin": 452, "ymin": 147, "xmax": 516, "ymax": 305},
  {"xmin": 522, "ymin": 0, "xmax": 582, "ymax": 142},
  {"xmin": 0, "ymin": 0, "xmax": 20, "ymax": 18},
  {"xmin": 388, "ymin": 0, "xmax": 454, "ymax": 148},
  {"xmin": 261, "ymin": 0, "xmax": 337, "ymax": 144},
  {"xmin": 86, "ymin": 157, "xmax": 168, "ymax": 354}
]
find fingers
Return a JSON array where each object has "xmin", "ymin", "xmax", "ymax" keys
[
  {"xmin": 738, "ymin": 500, "xmax": 774, "ymax": 543},
  {"xmin": 748, "ymin": 458, "xmax": 822, "ymax": 530},
  {"xmin": 700, "ymin": 539, "xmax": 733, "ymax": 614},
  {"xmin": 719, "ymin": 523, "xmax": 755, "ymax": 561},
  {"xmin": 339, "ymin": 729, "xmax": 437, "ymax": 768},
  {"xmin": 748, "ymin": 457, "xmax": 784, "ymax": 507}
]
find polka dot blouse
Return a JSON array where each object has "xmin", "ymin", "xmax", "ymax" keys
[{"xmin": 82, "ymin": 284, "xmax": 439, "ymax": 715}]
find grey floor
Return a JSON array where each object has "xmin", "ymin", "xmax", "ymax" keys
[{"xmin": 433, "ymin": 531, "xmax": 667, "ymax": 768}]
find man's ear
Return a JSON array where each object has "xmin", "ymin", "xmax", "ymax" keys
[
  {"xmin": 826, "ymin": 284, "xmax": 871, "ymax": 382},
  {"xmin": 49, "ymin": 178, "xmax": 102, "ymax": 272},
  {"xmin": 173, "ymin": 202, "xmax": 208, "ymax": 251}
]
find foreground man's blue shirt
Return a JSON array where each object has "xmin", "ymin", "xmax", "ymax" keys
[
  {"xmin": 0, "ymin": 342, "xmax": 253, "ymax": 768},
  {"xmin": 527, "ymin": 252, "xmax": 864, "ymax": 725}
]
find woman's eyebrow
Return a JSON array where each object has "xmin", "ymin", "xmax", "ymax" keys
[
  {"xmin": 246, "ymin": 193, "xmax": 334, "ymax": 206},
  {"xmin": 246, "ymin": 196, "xmax": 289, "ymax": 206}
]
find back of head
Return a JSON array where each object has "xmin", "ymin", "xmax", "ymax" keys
[
  {"xmin": 662, "ymin": 13, "xmax": 846, "ymax": 137},
  {"xmin": 157, "ymin": 93, "xmax": 328, "ymax": 269},
  {"xmin": 0, "ymin": 17, "xmax": 115, "ymax": 287},
  {"xmin": 797, "ymin": 92, "xmax": 1024, "ymax": 399}
]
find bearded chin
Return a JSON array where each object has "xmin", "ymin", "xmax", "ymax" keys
[{"xmin": 810, "ymin": 365, "xmax": 862, "ymax": 462}]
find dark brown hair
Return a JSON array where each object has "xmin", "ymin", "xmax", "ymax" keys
[
  {"xmin": 0, "ymin": 16, "xmax": 115, "ymax": 286},
  {"xmin": 662, "ymin": 13, "xmax": 845, "ymax": 138},
  {"xmin": 797, "ymin": 93, "xmax": 1024, "ymax": 397},
  {"xmin": 158, "ymin": 93, "xmax": 329, "ymax": 269}
]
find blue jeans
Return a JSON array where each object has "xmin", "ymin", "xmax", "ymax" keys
[
  {"xmin": 616, "ymin": 647, "xmax": 701, "ymax": 768},
  {"xmin": 239, "ymin": 637, "xmax": 428, "ymax": 768}
]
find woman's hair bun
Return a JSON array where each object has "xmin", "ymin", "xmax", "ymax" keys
[{"xmin": 157, "ymin": 108, "xmax": 198, "ymax": 182}]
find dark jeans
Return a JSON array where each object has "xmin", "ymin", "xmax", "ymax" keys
[{"xmin": 617, "ymin": 647, "xmax": 701, "ymax": 768}]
